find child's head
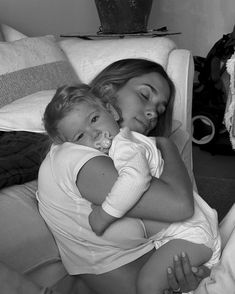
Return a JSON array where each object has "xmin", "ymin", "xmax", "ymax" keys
[
  {"xmin": 43, "ymin": 84, "xmax": 120, "ymax": 153},
  {"xmin": 90, "ymin": 58, "xmax": 175, "ymax": 137}
]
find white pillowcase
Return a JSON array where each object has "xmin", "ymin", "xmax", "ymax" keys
[
  {"xmin": 60, "ymin": 37, "xmax": 176, "ymax": 84},
  {"xmin": 0, "ymin": 89, "xmax": 181, "ymax": 135},
  {"xmin": 0, "ymin": 23, "xmax": 27, "ymax": 41},
  {"xmin": 0, "ymin": 90, "xmax": 55, "ymax": 133}
]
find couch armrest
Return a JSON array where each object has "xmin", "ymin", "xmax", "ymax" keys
[
  {"xmin": 167, "ymin": 49, "xmax": 195, "ymax": 178},
  {"xmin": 167, "ymin": 49, "xmax": 194, "ymax": 135}
]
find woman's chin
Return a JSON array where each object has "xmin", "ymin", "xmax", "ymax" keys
[{"xmin": 120, "ymin": 121, "xmax": 150, "ymax": 135}]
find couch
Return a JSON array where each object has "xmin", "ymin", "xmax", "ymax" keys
[{"xmin": 0, "ymin": 25, "xmax": 194, "ymax": 293}]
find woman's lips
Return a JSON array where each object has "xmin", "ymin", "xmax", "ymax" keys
[{"xmin": 135, "ymin": 118, "xmax": 149, "ymax": 132}]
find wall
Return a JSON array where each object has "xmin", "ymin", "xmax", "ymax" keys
[
  {"xmin": 148, "ymin": 0, "xmax": 235, "ymax": 56},
  {"xmin": 0, "ymin": 0, "xmax": 234, "ymax": 57},
  {"xmin": 0, "ymin": 0, "xmax": 99, "ymax": 37}
]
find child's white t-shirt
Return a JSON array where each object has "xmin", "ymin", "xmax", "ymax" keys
[{"xmin": 37, "ymin": 143, "xmax": 155, "ymax": 275}]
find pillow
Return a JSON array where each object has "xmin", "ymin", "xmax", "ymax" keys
[
  {"xmin": 0, "ymin": 91, "xmax": 54, "ymax": 188},
  {"xmin": 59, "ymin": 37, "xmax": 176, "ymax": 83},
  {"xmin": 0, "ymin": 131, "xmax": 51, "ymax": 189},
  {"xmin": 0, "ymin": 90, "xmax": 182, "ymax": 135},
  {"xmin": 0, "ymin": 23, "xmax": 27, "ymax": 41},
  {"xmin": 0, "ymin": 90, "xmax": 55, "ymax": 132},
  {"xmin": 0, "ymin": 35, "xmax": 79, "ymax": 108}
]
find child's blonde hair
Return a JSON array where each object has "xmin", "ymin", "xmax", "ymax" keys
[{"xmin": 43, "ymin": 84, "xmax": 107, "ymax": 143}]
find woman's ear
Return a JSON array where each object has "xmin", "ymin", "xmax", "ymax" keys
[{"xmin": 106, "ymin": 103, "xmax": 120, "ymax": 121}]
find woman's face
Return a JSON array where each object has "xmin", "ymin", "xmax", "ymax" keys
[{"xmin": 115, "ymin": 72, "xmax": 170, "ymax": 135}]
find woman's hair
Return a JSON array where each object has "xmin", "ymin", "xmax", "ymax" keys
[
  {"xmin": 43, "ymin": 84, "xmax": 105, "ymax": 143},
  {"xmin": 90, "ymin": 58, "xmax": 175, "ymax": 137}
]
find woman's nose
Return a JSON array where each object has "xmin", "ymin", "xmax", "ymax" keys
[{"xmin": 145, "ymin": 109, "xmax": 158, "ymax": 120}]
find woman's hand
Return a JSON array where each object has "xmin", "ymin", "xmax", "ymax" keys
[{"xmin": 163, "ymin": 252, "xmax": 210, "ymax": 293}]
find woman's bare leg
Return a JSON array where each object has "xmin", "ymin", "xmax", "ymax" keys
[
  {"xmin": 80, "ymin": 250, "xmax": 154, "ymax": 294},
  {"xmin": 137, "ymin": 239, "xmax": 212, "ymax": 294}
]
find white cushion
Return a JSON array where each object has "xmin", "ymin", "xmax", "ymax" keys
[
  {"xmin": 0, "ymin": 35, "xmax": 79, "ymax": 109},
  {"xmin": 0, "ymin": 24, "xmax": 27, "ymax": 41},
  {"xmin": 0, "ymin": 90, "xmax": 55, "ymax": 132},
  {"xmin": 59, "ymin": 37, "xmax": 176, "ymax": 83}
]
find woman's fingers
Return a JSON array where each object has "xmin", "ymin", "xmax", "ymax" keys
[
  {"xmin": 166, "ymin": 252, "xmax": 210, "ymax": 293},
  {"xmin": 167, "ymin": 253, "xmax": 199, "ymax": 293},
  {"xmin": 172, "ymin": 254, "xmax": 188, "ymax": 290},
  {"xmin": 167, "ymin": 267, "xmax": 179, "ymax": 290},
  {"xmin": 180, "ymin": 252, "xmax": 199, "ymax": 289},
  {"xmin": 192, "ymin": 265, "xmax": 211, "ymax": 279}
]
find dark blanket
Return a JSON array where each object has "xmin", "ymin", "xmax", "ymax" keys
[{"xmin": 0, "ymin": 131, "xmax": 51, "ymax": 189}]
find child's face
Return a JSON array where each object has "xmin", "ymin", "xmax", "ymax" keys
[
  {"xmin": 115, "ymin": 72, "xmax": 170, "ymax": 135},
  {"xmin": 57, "ymin": 101, "xmax": 120, "ymax": 153}
]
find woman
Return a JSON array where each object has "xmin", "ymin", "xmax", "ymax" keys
[
  {"xmin": 77, "ymin": 58, "xmax": 205, "ymax": 293},
  {"xmin": 37, "ymin": 59, "xmax": 203, "ymax": 294}
]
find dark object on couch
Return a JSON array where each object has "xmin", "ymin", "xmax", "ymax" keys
[{"xmin": 0, "ymin": 131, "xmax": 51, "ymax": 189}]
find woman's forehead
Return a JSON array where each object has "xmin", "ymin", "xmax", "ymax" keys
[{"xmin": 123, "ymin": 72, "xmax": 170, "ymax": 97}]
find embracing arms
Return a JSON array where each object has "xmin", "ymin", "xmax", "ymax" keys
[{"xmin": 77, "ymin": 137, "xmax": 194, "ymax": 223}]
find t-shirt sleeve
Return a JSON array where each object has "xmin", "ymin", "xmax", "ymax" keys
[
  {"xmin": 51, "ymin": 143, "xmax": 107, "ymax": 197},
  {"xmin": 102, "ymin": 130, "xmax": 151, "ymax": 218}
]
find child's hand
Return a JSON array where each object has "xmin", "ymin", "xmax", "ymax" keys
[{"xmin": 89, "ymin": 205, "xmax": 117, "ymax": 236}]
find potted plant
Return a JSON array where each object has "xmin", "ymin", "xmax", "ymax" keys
[{"xmin": 94, "ymin": 0, "xmax": 153, "ymax": 34}]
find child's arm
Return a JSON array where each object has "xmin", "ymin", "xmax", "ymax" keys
[{"xmin": 89, "ymin": 129, "xmax": 152, "ymax": 235}]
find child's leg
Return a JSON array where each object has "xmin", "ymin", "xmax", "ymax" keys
[{"xmin": 137, "ymin": 239, "xmax": 212, "ymax": 294}]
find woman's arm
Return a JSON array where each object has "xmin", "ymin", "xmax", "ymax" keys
[{"xmin": 77, "ymin": 137, "xmax": 194, "ymax": 222}]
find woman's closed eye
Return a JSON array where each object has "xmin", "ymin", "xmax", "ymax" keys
[
  {"xmin": 139, "ymin": 87, "xmax": 152, "ymax": 101},
  {"xmin": 140, "ymin": 91, "xmax": 150, "ymax": 100}
]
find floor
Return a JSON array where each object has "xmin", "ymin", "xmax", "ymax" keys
[
  {"xmin": 193, "ymin": 144, "xmax": 235, "ymax": 180},
  {"xmin": 192, "ymin": 144, "xmax": 235, "ymax": 221}
]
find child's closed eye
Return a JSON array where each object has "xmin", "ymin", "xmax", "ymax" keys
[{"xmin": 75, "ymin": 133, "xmax": 84, "ymax": 142}]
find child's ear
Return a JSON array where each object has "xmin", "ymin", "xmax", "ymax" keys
[{"xmin": 106, "ymin": 103, "xmax": 120, "ymax": 121}]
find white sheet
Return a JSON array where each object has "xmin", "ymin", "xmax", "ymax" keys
[{"xmin": 194, "ymin": 204, "xmax": 235, "ymax": 293}]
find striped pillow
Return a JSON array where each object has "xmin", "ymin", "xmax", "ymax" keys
[{"xmin": 0, "ymin": 35, "xmax": 79, "ymax": 108}]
